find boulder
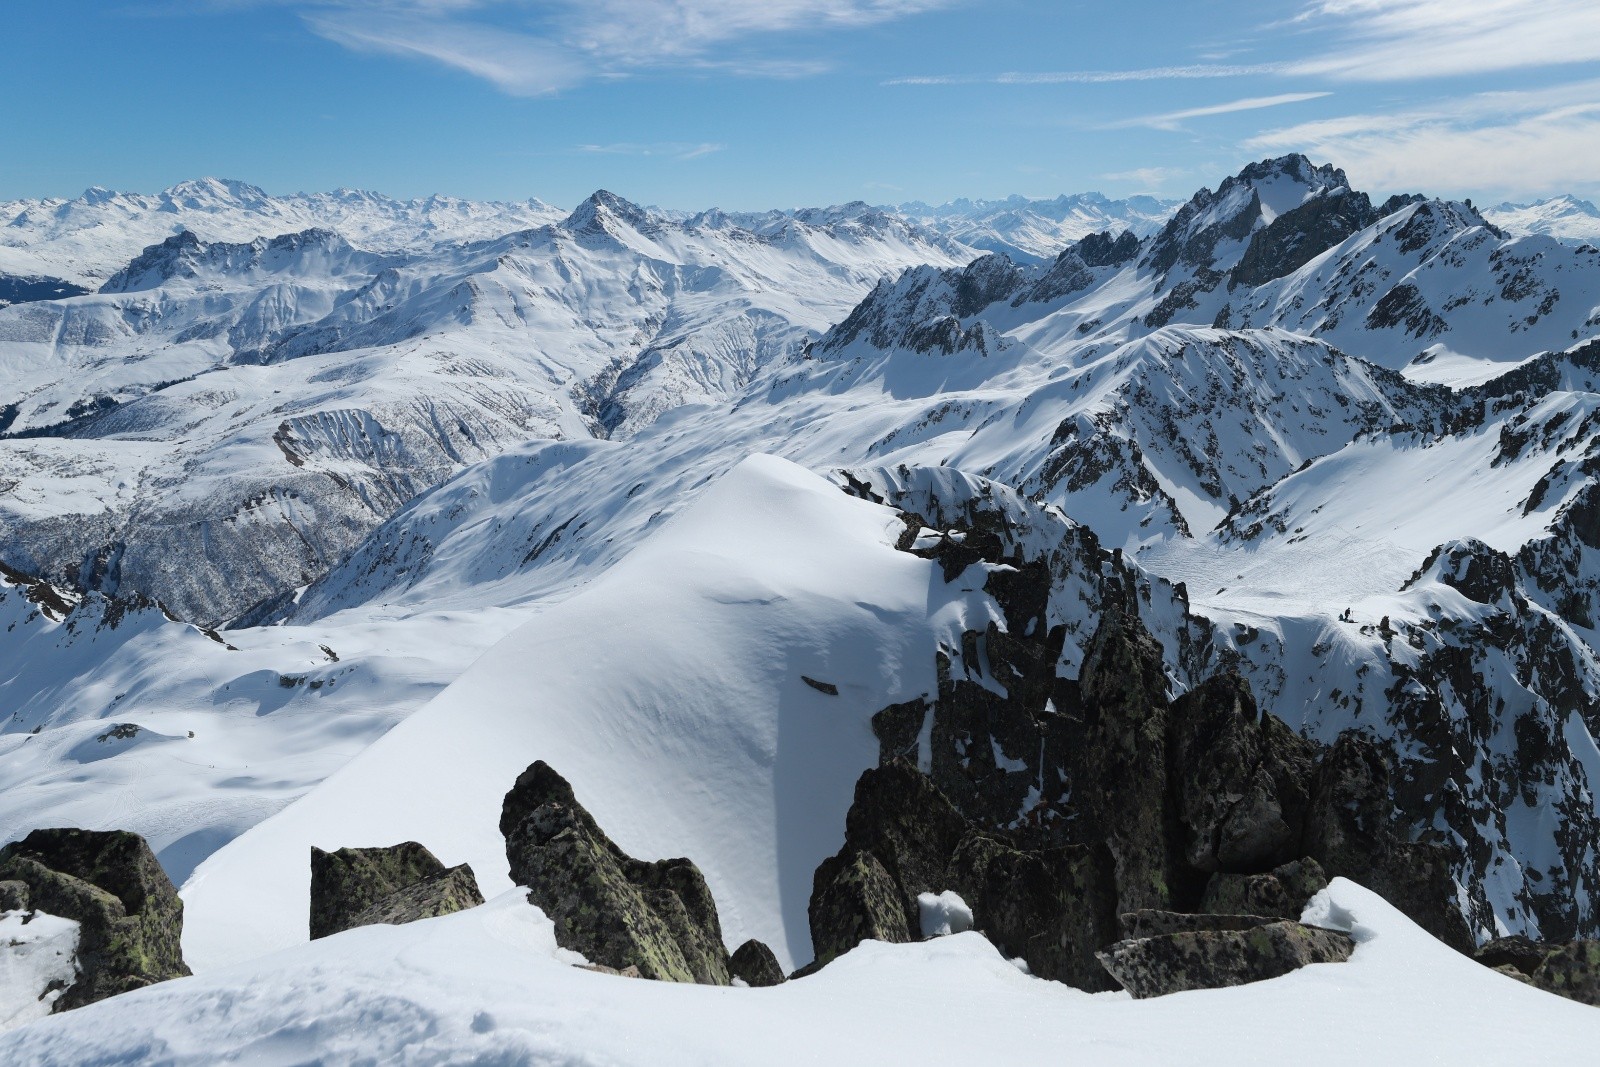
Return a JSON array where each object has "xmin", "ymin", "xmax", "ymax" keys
[
  {"xmin": 501, "ymin": 760, "xmax": 732, "ymax": 984},
  {"xmin": 1530, "ymin": 941, "xmax": 1600, "ymax": 1006},
  {"xmin": 808, "ymin": 848, "xmax": 911, "ymax": 968},
  {"xmin": 310, "ymin": 842, "xmax": 483, "ymax": 940},
  {"xmin": 1474, "ymin": 934, "xmax": 1548, "ymax": 977},
  {"xmin": 1200, "ymin": 858, "xmax": 1329, "ymax": 919},
  {"xmin": 729, "ymin": 939, "xmax": 786, "ymax": 987},
  {"xmin": 0, "ymin": 828, "xmax": 189, "ymax": 1011},
  {"xmin": 1097, "ymin": 921, "xmax": 1355, "ymax": 998}
]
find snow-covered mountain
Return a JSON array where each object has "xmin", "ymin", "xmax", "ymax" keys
[
  {"xmin": 6, "ymin": 155, "xmax": 1600, "ymax": 1056},
  {"xmin": 0, "ymin": 190, "xmax": 971, "ymax": 623},
  {"xmin": 1486, "ymin": 195, "xmax": 1600, "ymax": 246},
  {"xmin": 0, "ymin": 178, "xmax": 565, "ymax": 288},
  {"xmin": 890, "ymin": 191, "xmax": 1177, "ymax": 263}
]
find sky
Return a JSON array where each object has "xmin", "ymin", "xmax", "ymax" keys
[{"xmin": 4, "ymin": 0, "xmax": 1600, "ymax": 209}]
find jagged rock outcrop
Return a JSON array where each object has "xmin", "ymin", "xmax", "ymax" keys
[
  {"xmin": 309, "ymin": 842, "xmax": 483, "ymax": 939},
  {"xmin": 0, "ymin": 828, "xmax": 189, "ymax": 1011},
  {"xmin": 500, "ymin": 760, "xmax": 732, "ymax": 984},
  {"xmin": 1097, "ymin": 920, "xmax": 1355, "ymax": 998},
  {"xmin": 806, "ymin": 761, "xmax": 1120, "ymax": 990},
  {"xmin": 729, "ymin": 939, "xmax": 786, "ymax": 987}
]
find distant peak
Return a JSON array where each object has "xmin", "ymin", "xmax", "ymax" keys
[
  {"xmin": 564, "ymin": 189, "xmax": 657, "ymax": 235},
  {"xmin": 161, "ymin": 177, "xmax": 271, "ymax": 205}
]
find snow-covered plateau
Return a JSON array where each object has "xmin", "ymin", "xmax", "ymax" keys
[{"xmin": 3, "ymin": 155, "xmax": 1600, "ymax": 1061}]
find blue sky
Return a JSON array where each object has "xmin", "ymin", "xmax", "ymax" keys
[{"xmin": 5, "ymin": 1, "xmax": 1600, "ymax": 208}]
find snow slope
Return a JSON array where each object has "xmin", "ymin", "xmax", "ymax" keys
[
  {"xmin": 183, "ymin": 455, "xmax": 990, "ymax": 972},
  {"xmin": 6, "ymin": 880, "xmax": 1598, "ymax": 1066}
]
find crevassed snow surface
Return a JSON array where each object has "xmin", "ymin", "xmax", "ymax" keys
[{"xmin": 4, "ymin": 880, "xmax": 1597, "ymax": 1066}]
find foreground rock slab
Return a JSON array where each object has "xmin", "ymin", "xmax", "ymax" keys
[
  {"xmin": 1097, "ymin": 921, "xmax": 1355, "ymax": 998},
  {"xmin": 310, "ymin": 842, "xmax": 484, "ymax": 940}
]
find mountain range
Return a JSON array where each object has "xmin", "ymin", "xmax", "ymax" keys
[{"xmin": 4, "ymin": 155, "xmax": 1600, "ymax": 1056}]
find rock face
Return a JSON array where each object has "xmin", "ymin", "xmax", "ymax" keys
[
  {"xmin": 1098, "ymin": 921, "xmax": 1355, "ymax": 998},
  {"xmin": 501, "ymin": 760, "xmax": 732, "ymax": 984},
  {"xmin": 0, "ymin": 828, "xmax": 189, "ymax": 1011},
  {"xmin": 813, "ymin": 474, "xmax": 1477, "ymax": 992},
  {"xmin": 729, "ymin": 939, "xmax": 786, "ymax": 987},
  {"xmin": 807, "ymin": 761, "xmax": 1120, "ymax": 990},
  {"xmin": 309, "ymin": 842, "xmax": 483, "ymax": 939}
]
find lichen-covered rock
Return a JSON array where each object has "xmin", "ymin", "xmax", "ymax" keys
[
  {"xmin": 1201, "ymin": 858, "xmax": 1328, "ymax": 919},
  {"xmin": 1097, "ymin": 921, "xmax": 1355, "ymax": 998},
  {"xmin": 729, "ymin": 939, "xmax": 786, "ymax": 987},
  {"xmin": 1120, "ymin": 910, "xmax": 1282, "ymax": 940},
  {"xmin": 345, "ymin": 865, "xmax": 484, "ymax": 931},
  {"xmin": 808, "ymin": 848, "xmax": 911, "ymax": 968},
  {"xmin": 1474, "ymin": 934, "xmax": 1548, "ymax": 977},
  {"xmin": 1530, "ymin": 941, "xmax": 1600, "ymax": 1006},
  {"xmin": 0, "ymin": 828, "xmax": 189, "ymax": 1011},
  {"xmin": 958, "ymin": 839, "xmax": 1120, "ymax": 991},
  {"xmin": 500, "ymin": 760, "xmax": 732, "ymax": 984},
  {"xmin": 310, "ymin": 842, "xmax": 483, "ymax": 940},
  {"xmin": 1169, "ymin": 673, "xmax": 1315, "ymax": 874},
  {"xmin": 841, "ymin": 762, "xmax": 972, "ymax": 927},
  {"xmin": 0, "ymin": 880, "xmax": 29, "ymax": 912}
]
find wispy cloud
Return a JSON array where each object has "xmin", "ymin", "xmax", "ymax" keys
[
  {"xmin": 885, "ymin": 64, "xmax": 1283, "ymax": 87},
  {"xmin": 277, "ymin": 1, "xmax": 959, "ymax": 95},
  {"xmin": 577, "ymin": 141, "xmax": 726, "ymax": 160},
  {"xmin": 1246, "ymin": 78, "xmax": 1600, "ymax": 197},
  {"xmin": 1109, "ymin": 91, "xmax": 1332, "ymax": 131},
  {"xmin": 1100, "ymin": 166, "xmax": 1189, "ymax": 192},
  {"xmin": 1287, "ymin": 0, "xmax": 1600, "ymax": 81}
]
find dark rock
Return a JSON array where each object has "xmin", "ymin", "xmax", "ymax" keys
[
  {"xmin": 310, "ymin": 841, "xmax": 483, "ymax": 939},
  {"xmin": 729, "ymin": 938, "xmax": 787, "ymax": 987},
  {"xmin": 1474, "ymin": 934, "xmax": 1548, "ymax": 977},
  {"xmin": 500, "ymin": 760, "xmax": 732, "ymax": 984},
  {"xmin": 1169, "ymin": 672, "xmax": 1316, "ymax": 874},
  {"xmin": 808, "ymin": 848, "xmax": 912, "ymax": 968},
  {"xmin": 954, "ymin": 838, "xmax": 1120, "ymax": 991},
  {"xmin": 1072, "ymin": 609, "xmax": 1178, "ymax": 911},
  {"xmin": 0, "ymin": 879, "xmax": 29, "ymax": 912},
  {"xmin": 0, "ymin": 828, "xmax": 189, "ymax": 1011},
  {"xmin": 1201, "ymin": 858, "xmax": 1328, "ymax": 919},
  {"xmin": 1305, "ymin": 733, "xmax": 1397, "ymax": 877},
  {"xmin": 800, "ymin": 676, "xmax": 839, "ymax": 695},
  {"xmin": 1531, "ymin": 941, "xmax": 1600, "ymax": 1006},
  {"xmin": 1097, "ymin": 921, "xmax": 1355, "ymax": 998},
  {"xmin": 1120, "ymin": 910, "xmax": 1282, "ymax": 940},
  {"xmin": 840, "ymin": 762, "xmax": 972, "ymax": 929},
  {"xmin": 870, "ymin": 698, "xmax": 929, "ymax": 765}
]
